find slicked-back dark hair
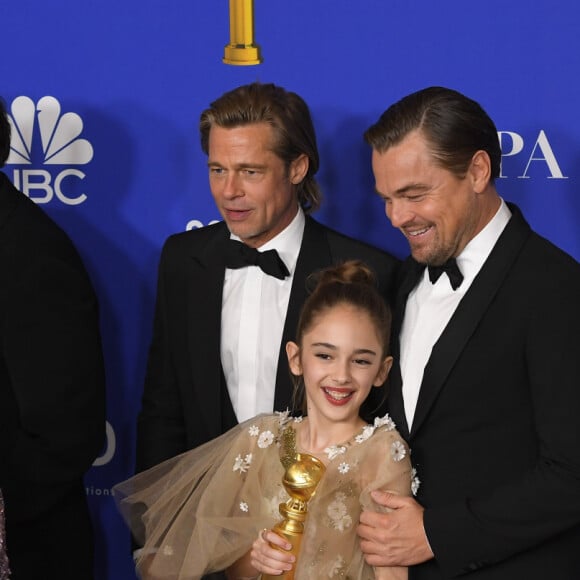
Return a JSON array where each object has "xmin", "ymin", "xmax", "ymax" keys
[
  {"xmin": 199, "ymin": 82, "xmax": 322, "ymax": 213},
  {"xmin": 365, "ymin": 86, "xmax": 501, "ymax": 180},
  {"xmin": 0, "ymin": 98, "xmax": 11, "ymax": 168}
]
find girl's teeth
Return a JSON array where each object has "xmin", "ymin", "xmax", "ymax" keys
[{"xmin": 325, "ymin": 389, "xmax": 351, "ymax": 400}]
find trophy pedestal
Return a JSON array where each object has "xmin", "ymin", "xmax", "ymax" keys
[{"xmin": 223, "ymin": 44, "xmax": 261, "ymax": 66}]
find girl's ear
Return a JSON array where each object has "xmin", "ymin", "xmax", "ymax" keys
[
  {"xmin": 373, "ymin": 356, "xmax": 393, "ymax": 387},
  {"xmin": 286, "ymin": 341, "xmax": 302, "ymax": 375}
]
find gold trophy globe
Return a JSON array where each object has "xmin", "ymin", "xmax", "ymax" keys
[{"xmin": 262, "ymin": 453, "xmax": 326, "ymax": 580}]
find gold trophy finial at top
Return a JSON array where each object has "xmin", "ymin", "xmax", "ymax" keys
[
  {"xmin": 223, "ymin": 0, "xmax": 262, "ymax": 65},
  {"xmin": 262, "ymin": 453, "xmax": 326, "ymax": 580}
]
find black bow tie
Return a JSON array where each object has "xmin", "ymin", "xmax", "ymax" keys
[
  {"xmin": 427, "ymin": 258, "xmax": 463, "ymax": 290},
  {"xmin": 224, "ymin": 239, "xmax": 290, "ymax": 280}
]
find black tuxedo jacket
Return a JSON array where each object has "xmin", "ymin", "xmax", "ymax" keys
[
  {"xmin": 136, "ymin": 216, "xmax": 399, "ymax": 471},
  {"xmin": 389, "ymin": 204, "xmax": 580, "ymax": 579},
  {"xmin": 0, "ymin": 172, "xmax": 106, "ymax": 578}
]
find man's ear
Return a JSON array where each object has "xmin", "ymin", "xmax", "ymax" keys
[
  {"xmin": 373, "ymin": 356, "xmax": 393, "ymax": 387},
  {"xmin": 469, "ymin": 150, "xmax": 492, "ymax": 193},
  {"xmin": 289, "ymin": 154, "xmax": 309, "ymax": 185},
  {"xmin": 286, "ymin": 341, "xmax": 302, "ymax": 375}
]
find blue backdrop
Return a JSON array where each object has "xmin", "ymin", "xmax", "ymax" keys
[{"xmin": 3, "ymin": 1, "xmax": 579, "ymax": 578}]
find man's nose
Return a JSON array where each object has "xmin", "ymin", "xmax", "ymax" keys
[
  {"xmin": 387, "ymin": 199, "xmax": 412, "ymax": 228},
  {"xmin": 222, "ymin": 173, "xmax": 243, "ymax": 199}
]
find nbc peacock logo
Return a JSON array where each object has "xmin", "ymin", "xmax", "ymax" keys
[{"xmin": 6, "ymin": 96, "xmax": 93, "ymax": 205}]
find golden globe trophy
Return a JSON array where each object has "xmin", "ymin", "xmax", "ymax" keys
[
  {"xmin": 223, "ymin": 0, "xmax": 262, "ymax": 65},
  {"xmin": 262, "ymin": 453, "xmax": 326, "ymax": 580}
]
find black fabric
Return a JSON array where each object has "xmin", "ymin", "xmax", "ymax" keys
[{"xmin": 224, "ymin": 239, "xmax": 289, "ymax": 280}]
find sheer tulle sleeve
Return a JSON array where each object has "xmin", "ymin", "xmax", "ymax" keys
[
  {"xmin": 294, "ymin": 418, "xmax": 412, "ymax": 580},
  {"xmin": 114, "ymin": 414, "xmax": 289, "ymax": 579}
]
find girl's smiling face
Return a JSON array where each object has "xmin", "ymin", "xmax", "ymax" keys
[{"xmin": 286, "ymin": 303, "xmax": 392, "ymax": 428}]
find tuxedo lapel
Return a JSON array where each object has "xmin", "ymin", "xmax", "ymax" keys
[
  {"xmin": 274, "ymin": 217, "xmax": 331, "ymax": 411},
  {"xmin": 390, "ymin": 258, "xmax": 424, "ymax": 439},
  {"xmin": 410, "ymin": 205, "xmax": 532, "ymax": 437},
  {"xmin": 393, "ymin": 258, "xmax": 425, "ymax": 354},
  {"xmin": 186, "ymin": 225, "xmax": 230, "ymax": 436}
]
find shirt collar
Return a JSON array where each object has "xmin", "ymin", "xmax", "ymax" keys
[{"xmin": 456, "ymin": 198, "xmax": 512, "ymax": 284}]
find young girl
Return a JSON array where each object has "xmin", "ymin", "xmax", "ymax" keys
[{"xmin": 115, "ymin": 261, "xmax": 416, "ymax": 579}]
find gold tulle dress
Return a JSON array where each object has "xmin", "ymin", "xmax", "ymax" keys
[{"xmin": 114, "ymin": 412, "xmax": 416, "ymax": 579}]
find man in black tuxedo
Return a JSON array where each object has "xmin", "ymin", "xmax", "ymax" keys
[
  {"xmin": 136, "ymin": 83, "xmax": 399, "ymax": 477},
  {"xmin": 0, "ymin": 99, "xmax": 106, "ymax": 578},
  {"xmin": 357, "ymin": 87, "xmax": 580, "ymax": 578}
]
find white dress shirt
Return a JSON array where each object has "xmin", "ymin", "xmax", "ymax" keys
[
  {"xmin": 399, "ymin": 200, "xmax": 512, "ymax": 428},
  {"xmin": 221, "ymin": 207, "xmax": 305, "ymax": 422}
]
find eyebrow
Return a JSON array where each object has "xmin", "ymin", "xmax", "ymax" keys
[
  {"xmin": 207, "ymin": 161, "xmax": 268, "ymax": 170},
  {"xmin": 311, "ymin": 342, "xmax": 378, "ymax": 356},
  {"xmin": 375, "ymin": 182, "xmax": 429, "ymax": 197}
]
